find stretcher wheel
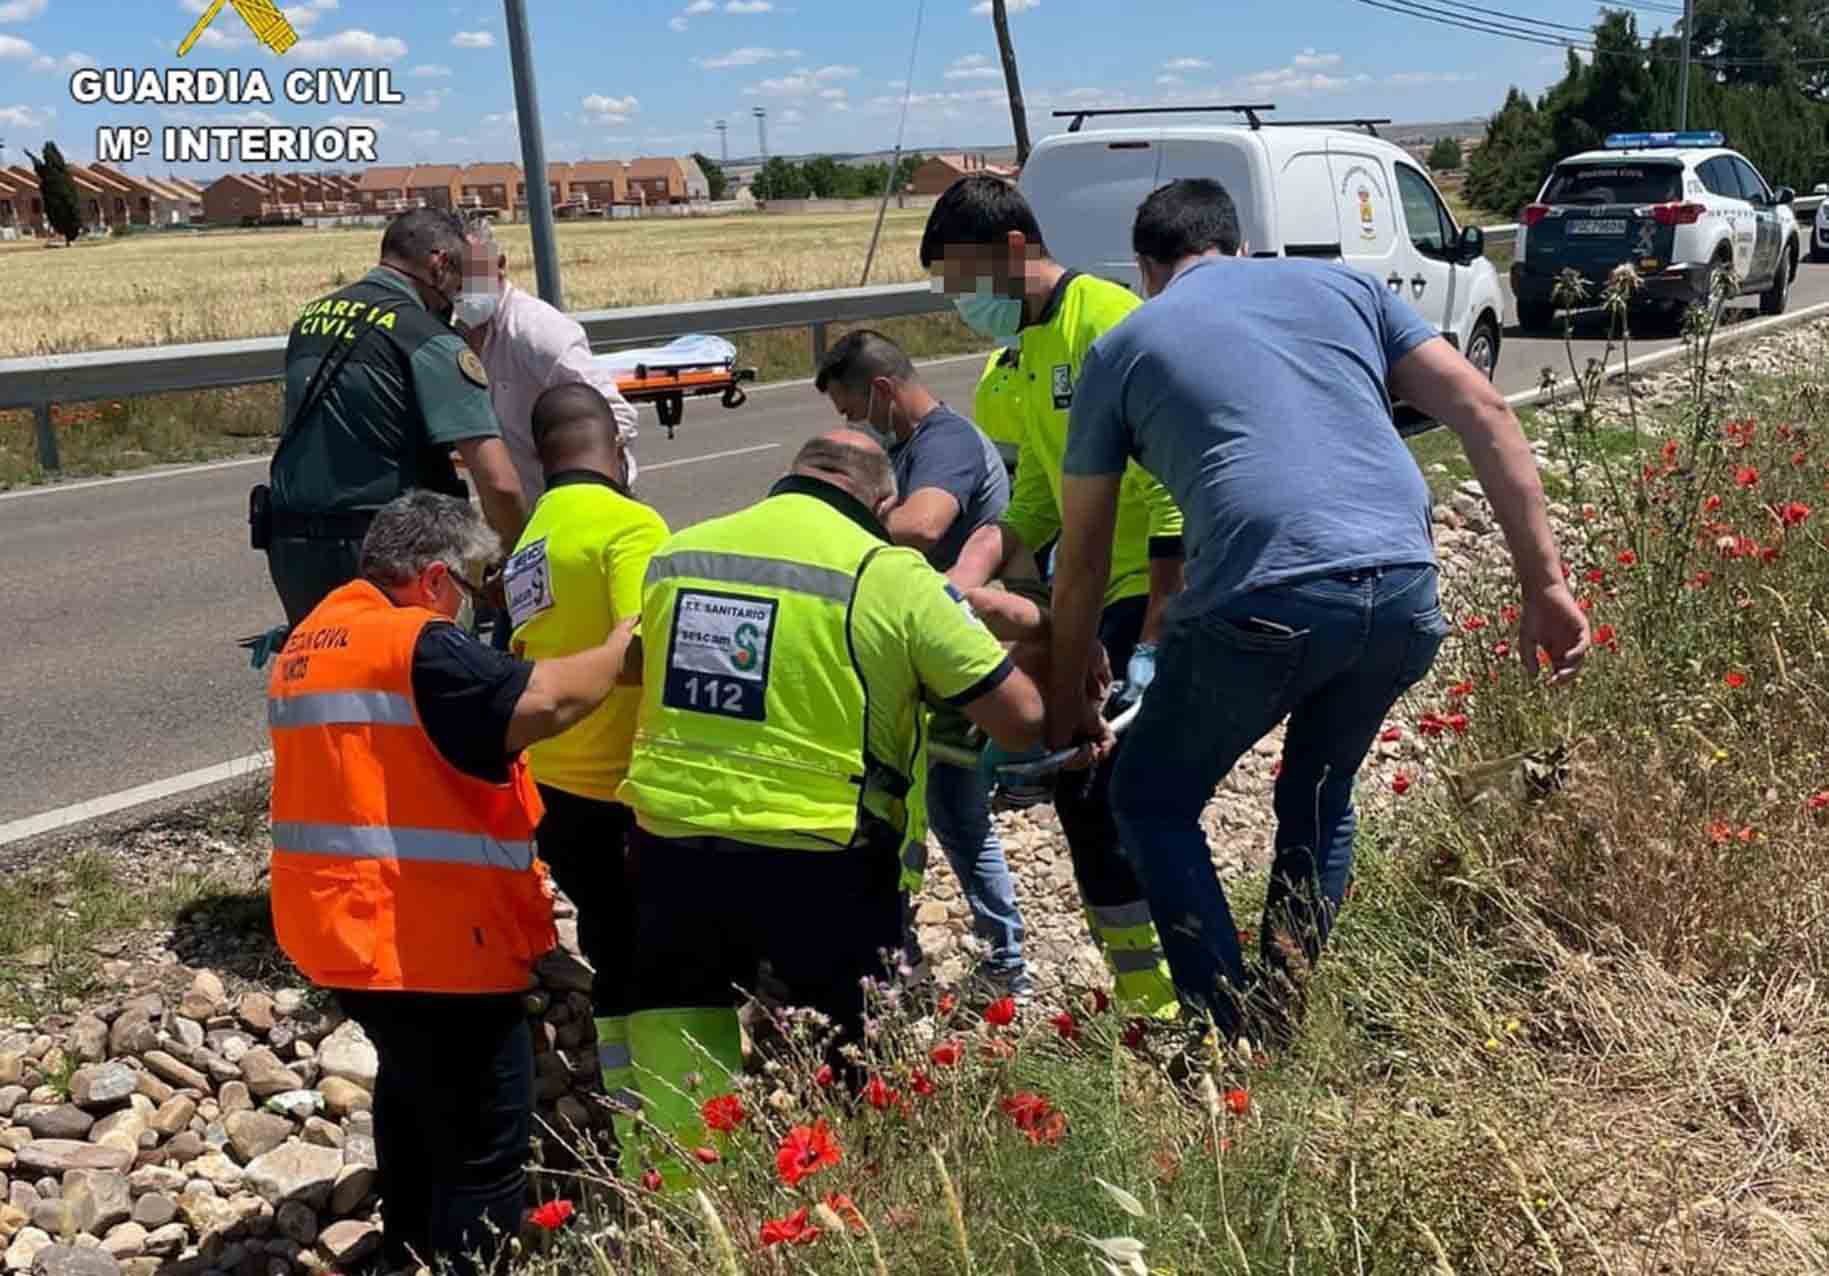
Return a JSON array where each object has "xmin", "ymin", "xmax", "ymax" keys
[
  {"xmin": 657, "ymin": 392, "xmax": 683, "ymax": 438},
  {"xmin": 721, "ymin": 384, "xmax": 747, "ymax": 410}
]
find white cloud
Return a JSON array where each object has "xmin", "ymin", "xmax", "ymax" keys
[
  {"xmin": 970, "ymin": 0, "xmax": 1036, "ymax": 14},
  {"xmin": 412, "ymin": 63, "xmax": 452, "ymax": 77},
  {"xmin": 293, "ymin": 29, "xmax": 407, "ymax": 62},
  {"xmin": 746, "ymin": 63, "xmax": 858, "ymax": 96},
  {"xmin": 405, "ymin": 128, "xmax": 442, "ymax": 147},
  {"xmin": 403, "ymin": 87, "xmax": 449, "ymax": 113},
  {"xmin": 0, "ymin": 104, "xmax": 48, "ymax": 129},
  {"xmin": 162, "ymin": 107, "xmax": 284, "ymax": 126},
  {"xmin": 193, "ymin": 24, "xmax": 249, "ymax": 48},
  {"xmin": 695, "ymin": 45, "xmax": 800, "ymax": 68},
  {"xmin": 582, "ymin": 92, "xmax": 639, "ymax": 124},
  {"xmin": 1161, "ymin": 57, "xmax": 1209, "ymax": 71},
  {"xmin": 281, "ymin": 5, "xmax": 328, "ymax": 33},
  {"xmin": 1388, "ymin": 70, "xmax": 1475, "ymax": 84},
  {"xmin": 451, "ymin": 30, "xmax": 494, "ymax": 48},
  {"xmin": 1156, "ymin": 74, "xmax": 1183, "ymax": 86},
  {"xmin": 726, "ymin": 0, "xmax": 772, "ymax": 10},
  {"xmin": 1291, "ymin": 48, "xmax": 1342, "ymax": 68},
  {"xmin": 0, "ymin": 32, "xmax": 33, "ymax": 58},
  {"xmin": 779, "ymin": 107, "xmax": 804, "ymax": 124},
  {"xmin": 328, "ymin": 113, "xmax": 384, "ymax": 131},
  {"xmin": 178, "ymin": 0, "xmax": 211, "ymax": 12},
  {"xmin": 482, "ymin": 110, "xmax": 518, "ymax": 132},
  {"xmin": 30, "ymin": 50, "xmax": 91, "ymax": 72},
  {"xmin": 0, "ymin": 0, "xmax": 47, "ymax": 20},
  {"xmin": 817, "ymin": 86, "xmax": 847, "ymax": 99},
  {"xmin": 1235, "ymin": 60, "xmax": 1368, "ymax": 95},
  {"xmin": 867, "ymin": 86, "xmax": 1003, "ymax": 115},
  {"xmin": 668, "ymin": 15, "xmax": 688, "ymax": 30},
  {"xmin": 687, "ymin": 0, "xmax": 715, "ymax": 11},
  {"xmin": 945, "ymin": 53, "xmax": 1000, "ymax": 80}
]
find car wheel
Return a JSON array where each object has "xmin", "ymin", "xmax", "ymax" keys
[
  {"xmin": 1516, "ymin": 299, "xmax": 1555, "ymax": 334},
  {"xmin": 1464, "ymin": 315, "xmax": 1500, "ymax": 381},
  {"xmin": 1760, "ymin": 245, "xmax": 1794, "ymax": 315}
]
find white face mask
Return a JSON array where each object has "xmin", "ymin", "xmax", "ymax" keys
[
  {"xmin": 861, "ymin": 386, "xmax": 898, "ymax": 450},
  {"xmin": 455, "ymin": 289, "xmax": 499, "ymax": 329}
]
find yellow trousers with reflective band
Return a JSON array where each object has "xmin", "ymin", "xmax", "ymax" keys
[{"xmin": 1086, "ymin": 901, "xmax": 1179, "ymax": 1018}]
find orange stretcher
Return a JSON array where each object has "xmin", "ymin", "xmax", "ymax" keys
[{"xmin": 597, "ymin": 335, "xmax": 758, "ymax": 438}]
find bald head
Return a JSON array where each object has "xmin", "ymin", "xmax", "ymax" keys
[
  {"xmin": 531, "ymin": 382, "xmax": 625, "ymax": 484},
  {"xmin": 790, "ymin": 428, "xmax": 897, "ymax": 513}
]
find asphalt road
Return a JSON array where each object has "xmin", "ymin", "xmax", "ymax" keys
[{"xmin": 6, "ymin": 263, "xmax": 1829, "ymax": 834}]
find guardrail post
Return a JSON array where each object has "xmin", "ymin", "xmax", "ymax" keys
[
  {"xmin": 32, "ymin": 402, "xmax": 60, "ymax": 473},
  {"xmin": 811, "ymin": 321, "xmax": 828, "ymax": 369}
]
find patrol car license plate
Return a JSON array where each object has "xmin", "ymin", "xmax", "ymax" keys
[{"xmin": 1569, "ymin": 219, "xmax": 1627, "ymax": 236}]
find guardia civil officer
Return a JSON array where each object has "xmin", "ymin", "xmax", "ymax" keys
[
  {"xmin": 617, "ymin": 429, "xmax": 1048, "ymax": 1187},
  {"xmin": 257, "ymin": 208, "xmax": 528, "ymax": 626}
]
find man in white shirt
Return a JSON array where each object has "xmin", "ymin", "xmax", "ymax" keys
[{"xmin": 456, "ymin": 219, "xmax": 641, "ymax": 498}]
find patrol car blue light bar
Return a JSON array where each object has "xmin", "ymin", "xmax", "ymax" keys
[{"xmin": 1604, "ymin": 130, "xmax": 1727, "ymax": 149}]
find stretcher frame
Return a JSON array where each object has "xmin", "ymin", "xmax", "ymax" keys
[{"xmin": 611, "ymin": 359, "xmax": 759, "ymax": 438}]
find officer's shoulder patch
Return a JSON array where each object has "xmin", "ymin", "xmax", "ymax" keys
[{"xmin": 457, "ymin": 347, "xmax": 489, "ymax": 389}]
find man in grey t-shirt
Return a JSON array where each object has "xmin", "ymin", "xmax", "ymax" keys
[
  {"xmin": 817, "ymin": 329, "xmax": 1032, "ymax": 1002},
  {"xmin": 1048, "ymin": 179, "xmax": 1590, "ymax": 1051}
]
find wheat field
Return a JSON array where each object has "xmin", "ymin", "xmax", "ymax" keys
[{"xmin": 2, "ymin": 209, "xmax": 935, "ymax": 358}]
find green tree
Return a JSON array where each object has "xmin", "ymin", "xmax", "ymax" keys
[
  {"xmin": 691, "ymin": 151, "xmax": 729, "ymax": 201},
  {"xmin": 26, "ymin": 141, "xmax": 82, "ymax": 244},
  {"xmin": 1464, "ymin": 87, "xmax": 1554, "ymax": 218},
  {"xmin": 750, "ymin": 157, "xmax": 809, "ymax": 201},
  {"xmin": 801, "ymin": 155, "xmax": 844, "ymax": 198},
  {"xmin": 1427, "ymin": 137, "xmax": 1463, "ymax": 172}
]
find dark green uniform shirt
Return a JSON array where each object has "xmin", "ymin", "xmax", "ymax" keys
[{"xmin": 270, "ymin": 266, "xmax": 502, "ymax": 515}]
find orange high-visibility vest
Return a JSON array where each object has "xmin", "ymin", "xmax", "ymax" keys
[{"xmin": 266, "ymin": 579, "xmax": 555, "ymax": 994}]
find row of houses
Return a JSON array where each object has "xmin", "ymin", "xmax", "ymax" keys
[{"xmin": 0, "ymin": 163, "xmax": 205, "ymax": 236}]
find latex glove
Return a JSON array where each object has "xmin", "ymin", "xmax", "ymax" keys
[
  {"xmin": 977, "ymin": 741, "xmax": 1046, "ymax": 792},
  {"xmin": 1123, "ymin": 642, "xmax": 1158, "ymax": 701}
]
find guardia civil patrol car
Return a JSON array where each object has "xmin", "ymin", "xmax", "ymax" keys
[
  {"xmin": 1812, "ymin": 181, "xmax": 1829, "ymax": 262},
  {"xmin": 1017, "ymin": 105, "xmax": 1510, "ymax": 381},
  {"xmin": 1511, "ymin": 131, "xmax": 1805, "ymax": 332}
]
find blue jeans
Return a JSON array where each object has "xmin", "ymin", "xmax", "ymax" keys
[
  {"xmin": 926, "ymin": 759, "xmax": 1029, "ymax": 986},
  {"xmin": 1110, "ymin": 563, "xmax": 1449, "ymax": 1032}
]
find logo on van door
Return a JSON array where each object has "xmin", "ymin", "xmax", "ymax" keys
[
  {"xmin": 1338, "ymin": 165, "xmax": 1385, "ymax": 241},
  {"xmin": 1051, "ymin": 364, "xmax": 1073, "ymax": 410}
]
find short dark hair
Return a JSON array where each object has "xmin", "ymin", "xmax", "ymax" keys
[
  {"xmin": 815, "ymin": 328, "xmax": 917, "ymax": 394},
  {"xmin": 531, "ymin": 382, "xmax": 618, "ymax": 469},
  {"xmin": 380, "ymin": 207, "xmax": 468, "ymax": 266},
  {"xmin": 1132, "ymin": 179, "xmax": 1242, "ymax": 264},
  {"xmin": 918, "ymin": 174, "xmax": 1046, "ymax": 268}
]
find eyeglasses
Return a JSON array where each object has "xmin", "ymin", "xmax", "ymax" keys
[{"xmin": 446, "ymin": 565, "xmax": 485, "ymax": 604}]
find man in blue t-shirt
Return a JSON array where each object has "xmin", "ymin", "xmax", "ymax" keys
[
  {"xmin": 816, "ymin": 329, "xmax": 1032, "ymax": 1003},
  {"xmin": 1048, "ymin": 178, "xmax": 1590, "ymax": 1047}
]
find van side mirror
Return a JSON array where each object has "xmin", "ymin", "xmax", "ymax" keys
[
  {"xmin": 1457, "ymin": 224, "xmax": 1485, "ymax": 263},
  {"xmin": 1816, "ymin": 183, "xmax": 1829, "ymax": 196},
  {"xmin": 1774, "ymin": 186, "xmax": 1796, "ymax": 206}
]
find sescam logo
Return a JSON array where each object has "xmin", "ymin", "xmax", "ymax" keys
[
  {"xmin": 731, "ymin": 622, "xmax": 762, "ymax": 671},
  {"xmin": 179, "ymin": 0, "xmax": 298, "ymax": 58}
]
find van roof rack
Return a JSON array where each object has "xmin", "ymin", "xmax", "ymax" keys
[
  {"xmin": 1262, "ymin": 117, "xmax": 1391, "ymax": 137},
  {"xmin": 1053, "ymin": 103, "xmax": 1278, "ymax": 132}
]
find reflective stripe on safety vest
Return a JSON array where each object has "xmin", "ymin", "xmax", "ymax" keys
[
  {"xmin": 267, "ymin": 579, "xmax": 553, "ymax": 995},
  {"xmin": 621, "ymin": 487, "xmax": 913, "ymax": 854}
]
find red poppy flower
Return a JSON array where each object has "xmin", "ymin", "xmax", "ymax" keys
[
  {"xmin": 1492, "ymin": 641, "xmax": 1512, "ymax": 658},
  {"xmin": 1723, "ymin": 671, "xmax": 1747, "ymax": 689},
  {"xmin": 1031, "ymin": 1110, "xmax": 1068, "ymax": 1146},
  {"xmin": 1460, "ymin": 615, "xmax": 1489, "ymax": 633},
  {"xmin": 700, "ymin": 1093, "xmax": 744, "ymax": 1134},
  {"xmin": 1661, "ymin": 438, "xmax": 1679, "ymax": 464},
  {"xmin": 1616, "ymin": 549, "xmax": 1638, "ymax": 567},
  {"xmin": 776, "ymin": 1119, "xmax": 842, "ymax": 1186},
  {"xmin": 760, "ymin": 1207, "xmax": 821, "ymax": 1247},
  {"xmin": 937, "ymin": 993, "xmax": 957, "ymax": 1015},
  {"xmin": 1002, "ymin": 1091, "xmax": 1066, "ymax": 1145},
  {"xmin": 1092, "ymin": 988, "xmax": 1111, "ymax": 1014},
  {"xmin": 1122, "ymin": 1020, "xmax": 1148, "ymax": 1051},
  {"xmin": 1391, "ymin": 772, "xmax": 1412, "ymax": 796},
  {"xmin": 1691, "ymin": 571, "xmax": 1713, "ymax": 588},
  {"xmin": 1581, "ymin": 504, "xmax": 1598, "ymax": 521},
  {"xmin": 910, "ymin": 1069, "xmax": 936, "ymax": 1097},
  {"xmin": 1736, "ymin": 466, "xmax": 1760, "ymax": 488},
  {"xmin": 1794, "ymin": 450, "xmax": 1809, "ymax": 468},
  {"xmin": 1445, "ymin": 713, "xmax": 1469, "ymax": 735},
  {"xmin": 1761, "ymin": 545, "xmax": 1781, "ymax": 563},
  {"xmin": 1500, "ymin": 604, "xmax": 1520, "ymax": 625},
  {"xmin": 1223, "ymin": 1088, "xmax": 1249, "ymax": 1116},
  {"xmin": 1594, "ymin": 624, "xmax": 1618, "ymax": 652},
  {"xmin": 863, "ymin": 1076, "xmax": 900, "ymax": 1112},
  {"xmin": 814, "ymin": 1064, "xmax": 834, "ymax": 1088},
  {"xmin": 692, "ymin": 1146, "xmax": 720, "ymax": 1165},
  {"xmin": 984, "ymin": 996, "xmax": 1016, "ymax": 1027},
  {"xmin": 1448, "ymin": 680, "xmax": 1473, "ymax": 698},
  {"xmin": 1709, "ymin": 821, "xmax": 1734, "ymax": 844},
  {"xmin": 1704, "ymin": 494, "xmax": 1723, "ymax": 513},
  {"xmin": 1050, "ymin": 1011, "xmax": 1079, "ymax": 1041},
  {"xmin": 930, "ymin": 1040, "xmax": 962, "ymax": 1068},
  {"xmin": 1807, "ymin": 792, "xmax": 1829, "ymax": 812},
  {"xmin": 1379, "ymin": 726, "xmax": 1402, "ymax": 743},
  {"xmin": 1577, "ymin": 597, "xmax": 1594, "ymax": 612},
  {"xmin": 1781, "ymin": 501, "xmax": 1811, "ymax": 527},
  {"xmin": 824, "ymin": 1194, "xmax": 867, "ymax": 1233},
  {"xmin": 528, "ymin": 1200, "xmax": 574, "ymax": 1230},
  {"xmin": 1417, "ymin": 712, "xmax": 1448, "ymax": 737},
  {"xmin": 640, "ymin": 1169, "xmax": 663, "ymax": 1192}
]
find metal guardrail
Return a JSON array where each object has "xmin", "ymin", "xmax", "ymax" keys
[{"xmin": 4, "ymin": 201, "xmax": 1822, "ymax": 472}]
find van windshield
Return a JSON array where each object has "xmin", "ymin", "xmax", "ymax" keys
[{"xmin": 1543, "ymin": 162, "xmax": 1683, "ymax": 207}]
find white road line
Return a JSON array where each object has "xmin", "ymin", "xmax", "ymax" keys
[
  {"xmin": 0, "ymin": 351, "xmax": 994, "ymax": 505},
  {"xmin": 0, "ymin": 751, "xmax": 274, "ymax": 848},
  {"xmin": 639, "ymin": 442, "xmax": 780, "ymax": 472}
]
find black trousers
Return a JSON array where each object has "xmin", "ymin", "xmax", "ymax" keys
[
  {"xmin": 1054, "ymin": 593, "xmax": 1155, "ymax": 910},
  {"xmin": 335, "ymin": 990, "xmax": 532, "ymax": 1276},
  {"xmin": 534, "ymin": 787, "xmax": 636, "ymax": 1020},
  {"xmin": 267, "ymin": 536, "xmax": 362, "ymax": 627},
  {"xmin": 628, "ymin": 828, "xmax": 903, "ymax": 1060}
]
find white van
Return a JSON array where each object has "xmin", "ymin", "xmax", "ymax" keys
[{"xmin": 1016, "ymin": 107, "xmax": 1508, "ymax": 381}]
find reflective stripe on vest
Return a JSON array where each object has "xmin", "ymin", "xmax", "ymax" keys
[
  {"xmin": 1088, "ymin": 901, "xmax": 1153, "ymax": 931},
  {"xmin": 270, "ymin": 821, "xmax": 535, "ymax": 872},
  {"xmin": 267, "ymin": 690, "xmax": 417, "ymax": 728},
  {"xmin": 645, "ymin": 549, "xmax": 855, "ymax": 605}
]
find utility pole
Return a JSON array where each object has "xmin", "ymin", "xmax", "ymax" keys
[
  {"xmin": 716, "ymin": 119, "xmax": 728, "ymax": 164},
  {"xmin": 1677, "ymin": 0, "xmax": 1693, "ymax": 130},
  {"xmin": 753, "ymin": 106, "xmax": 768, "ymax": 163},
  {"xmin": 991, "ymin": 0, "xmax": 1031, "ymax": 167},
  {"xmin": 503, "ymin": 0, "xmax": 562, "ymax": 308}
]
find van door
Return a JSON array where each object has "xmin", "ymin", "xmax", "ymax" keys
[
  {"xmin": 1018, "ymin": 134, "xmax": 1163, "ymax": 294},
  {"xmin": 1269, "ymin": 149, "xmax": 1340, "ymax": 258},
  {"xmin": 1327, "ymin": 147, "xmax": 1412, "ymax": 308},
  {"xmin": 1391, "ymin": 159, "xmax": 1459, "ymax": 340},
  {"xmin": 1150, "ymin": 134, "xmax": 1274, "ymax": 256}
]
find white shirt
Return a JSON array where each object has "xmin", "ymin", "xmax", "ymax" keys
[{"xmin": 476, "ymin": 281, "xmax": 641, "ymax": 501}]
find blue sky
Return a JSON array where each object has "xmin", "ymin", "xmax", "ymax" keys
[{"xmin": 0, "ymin": 0, "xmax": 1676, "ymax": 176}]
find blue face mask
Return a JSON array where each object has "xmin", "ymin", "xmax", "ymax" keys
[{"xmin": 953, "ymin": 289, "xmax": 1023, "ymax": 340}]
